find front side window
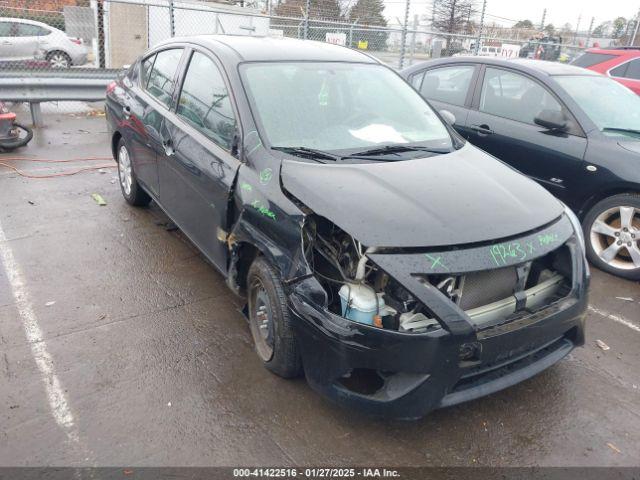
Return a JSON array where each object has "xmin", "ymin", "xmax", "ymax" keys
[
  {"xmin": 146, "ymin": 48, "xmax": 183, "ymax": 108},
  {"xmin": 555, "ymin": 75, "xmax": 640, "ymax": 134},
  {"xmin": 0, "ymin": 22, "xmax": 13, "ymax": 36},
  {"xmin": 420, "ymin": 65, "xmax": 475, "ymax": 107},
  {"xmin": 480, "ymin": 67, "xmax": 562, "ymax": 125},
  {"xmin": 241, "ymin": 62, "xmax": 453, "ymax": 153},
  {"xmin": 177, "ymin": 51, "xmax": 236, "ymax": 150},
  {"xmin": 16, "ymin": 24, "xmax": 48, "ymax": 36}
]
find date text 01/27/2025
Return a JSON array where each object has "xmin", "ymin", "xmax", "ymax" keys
[{"xmin": 233, "ymin": 468, "xmax": 401, "ymax": 478}]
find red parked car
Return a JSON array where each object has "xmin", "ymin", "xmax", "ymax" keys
[{"xmin": 571, "ymin": 47, "xmax": 640, "ymax": 94}]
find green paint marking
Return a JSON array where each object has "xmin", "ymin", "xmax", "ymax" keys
[
  {"xmin": 538, "ymin": 233, "xmax": 559, "ymax": 246},
  {"xmin": 251, "ymin": 199, "xmax": 277, "ymax": 220},
  {"xmin": 240, "ymin": 182, "xmax": 253, "ymax": 192},
  {"xmin": 259, "ymin": 168, "xmax": 273, "ymax": 185},
  {"xmin": 425, "ymin": 253, "xmax": 449, "ymax": 271}
]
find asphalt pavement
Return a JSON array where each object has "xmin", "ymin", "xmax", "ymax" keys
[{"xmin": 0, "ymin": 111, "xmax": 639, "ymax": 467}]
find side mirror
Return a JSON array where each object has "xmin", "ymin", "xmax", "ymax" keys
[
  {"xmin": 439, "ymin": 109, "xmax": 456, "ymax": 126},
  {"xmin": 534, "ymin": 109, "xmax": 568, "ymax": 131}
]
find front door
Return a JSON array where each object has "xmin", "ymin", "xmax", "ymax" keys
[
  {"xmin": 158, "ymin": 49, "xmax": 240, "ymax": 271},
  {"xmin": 465, "ymin": 66, "xmax": 587, "ymax": 204},
  {"xmin": 11, "ymin": 22, "xmax": 43, "ymax": 62}
]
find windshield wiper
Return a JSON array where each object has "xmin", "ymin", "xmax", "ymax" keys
[
  {"xmin": 271, "ymin": 146, "xmax": 341, "ymax": 161},
  {"xmin": 343, "ymin": 144, "xmax": 451, "ymax": 159},
  {"xmin": 602, "ymin": 127, "xmax": 640, "ymax": 136}
]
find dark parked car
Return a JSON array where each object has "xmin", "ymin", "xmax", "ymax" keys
[
  {"xmin": 402, "ymin": 57, "xmax": 640, "ymax": 280},
  {"xmin": 106, "ymin": 36, "xmax": 587, "ymax": 418}
]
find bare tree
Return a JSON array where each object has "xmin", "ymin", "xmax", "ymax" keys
[{"xmin": 431, "ymin": 0, "xmax": 477, "ymax": 52}]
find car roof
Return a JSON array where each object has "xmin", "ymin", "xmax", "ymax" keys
[
  {"xmin": 402, "ymin": 56, "xmax": 599, "ymax": 77},
  {"xmin": 161, "ymin": 35, "xmax": 380, "ymax": 64},
  {"xmin": 0, "ymin": 17, "xmax": 48, "ymax": 26},
  {"xmin": 585, "ymin": 47, "xmax": 640, "ymax": 57}
]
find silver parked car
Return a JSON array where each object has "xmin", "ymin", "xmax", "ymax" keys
[{"xmin": 0, "ymin": 18, "xmax": 88, "ymax": 68}]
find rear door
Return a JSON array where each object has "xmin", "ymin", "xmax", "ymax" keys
[
  {"xmin": 158, "ymin": 47, "xmax": 241, "ymax": 272},
  {"xmin": 465, "ymin": 66, "xmax": 587, "ymax": 203},
  {"xmin": 125, "ymin": 48, "xmax": 184, "ymax": 197},
  {"xmin": 409, "ymin": 63, "xmax": 479, "ymax": 138}
]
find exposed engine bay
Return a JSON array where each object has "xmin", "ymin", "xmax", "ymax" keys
[{"xmin": 302, "ymin": 215, "xmax": 573, "ymax": 333}]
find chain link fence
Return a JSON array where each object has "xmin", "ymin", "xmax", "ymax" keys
[
  {"xmin": 1, "ymin": 0, "xmax": 596, "ymax": 71},
  {"xmin": 0, "ymin": 0, "xmax": 596, "ymax": 114}
]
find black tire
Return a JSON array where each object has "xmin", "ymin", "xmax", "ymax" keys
[
  {"xmin": 583, "ymin": 193, "xmax": 640, "ymax": 280},
  {"xmin": 0, "ymin": 123, "xmax": 33, "ymax": 151},
  {"xmin": 46, "ymin": 50, "xmax": 72, "ymax": 69},
  {"xmin": 116, "ymin": 138, "xmax": 151, "ymax": 207},
  {"xmin": 247, "ymin": 256, "xmax": 302, "ymax": 378}
]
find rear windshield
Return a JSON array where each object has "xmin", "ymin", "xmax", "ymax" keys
[{"xmin": 571, "ymin": 52, "xmax": 618, "ymax": 68}]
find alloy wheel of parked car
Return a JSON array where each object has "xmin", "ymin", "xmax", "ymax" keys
[
  {"xmin": 584, "ymin": 194, "xmax": 640, "ymax": 280},
  {"xmin": 116, "ymin": 139, "xmax": 151, "ymax": 207},
  {"xmin": 247, "ymin": 257, "xmax": 302, "ymax": 378},
  {"xmin": 47, "ymin": 51, "xmax": 71, "ymax": 69}
]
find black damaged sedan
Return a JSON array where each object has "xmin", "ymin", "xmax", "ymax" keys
[{"xmin": 105, "ymin": 35, "xmax": 588, "ymax": 418}]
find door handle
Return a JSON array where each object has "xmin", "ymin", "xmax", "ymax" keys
[
  {"xmin": 1, "ymin": 41, "xmax": 12, "ymax": 45},
  {"xmin": 162, "ymin": 138, "xmax": 175, "ymax": 157},
  {"xmin": 122, "ymin": 105, "xmax": 131, "ymax": 118},
  {"xmin": 470, "ymin": 124, "xmax": 494, "ymax": 136}
]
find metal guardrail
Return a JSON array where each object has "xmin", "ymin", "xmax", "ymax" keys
[{"xmin": 0, "ymin": 69, "xmax": 120, "ymax": 127}]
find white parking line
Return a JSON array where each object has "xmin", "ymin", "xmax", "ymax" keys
[
  {"xmin": 588, "ymin": 305, "xmax": 640, "ymax": 334},
  {"xmin": 0, "ymin": 222, "xmax": 79, "ymax": 444}
]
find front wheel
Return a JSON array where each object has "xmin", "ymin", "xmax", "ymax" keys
[
  {"xmin": 247, "ymin": 257, "xmax": 302, "ymax": 378},
  {"xmin": 583, "ymin": 194, "xmax": 640, "ymax": 280}
]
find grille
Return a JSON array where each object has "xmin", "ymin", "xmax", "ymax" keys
[{"xmin": 459, "ymin": 266, "xmax": 517, "ymax": 310}]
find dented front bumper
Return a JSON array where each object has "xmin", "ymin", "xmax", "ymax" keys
[
  {"xmin": 289, "ymin": 289, "xmax": 586, "ymax": 419},
  {"xmin": 287, "ymin": 216, "xmax": 588, "ymax": 419}
]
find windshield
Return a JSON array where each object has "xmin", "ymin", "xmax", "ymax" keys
[
  {"xmin": 240, "ymin": 62, "xmax": 453, "ymax": 153},
  {"xmin": 555, "ymin": 75, "xmax": 640, "ymax": 135}
]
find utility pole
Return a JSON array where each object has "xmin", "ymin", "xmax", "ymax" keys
[
  {"xmin": 169, "ymin": 0, "xmax": 175, "ymax": 37},
  {"xmin": 630, "ymin": 9, "xmax": 640, "ymax": 46},
  {"xmin": 573, "ymin": 14, "xmax": 581, "ymax": 45},
  {"xmin": 585, "ymin": 17, "xmax": 594, "ymax": 48},
  {"xmin": 303, "ymin": 0, "xmax": 310, "ymax": 39},
  {"xmin": 398, "ymin": 0, "xmax": 411, "ymax": 69},
  {"xmin": 474, "ymin": 0, "xmax": 486, "ymax": 55},
  {"xmin": 539, "ymin": 8, "xmax": 546, "ymax": 31}
]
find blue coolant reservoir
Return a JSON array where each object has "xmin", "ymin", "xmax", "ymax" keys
[{"xmin": 338, "ymin": 283, "xmax": 386, "ymax": 325}]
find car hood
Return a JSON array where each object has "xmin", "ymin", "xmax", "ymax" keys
[{"xmin": 280, "ymin": 143, "xmax": 563, "ymax": 248}]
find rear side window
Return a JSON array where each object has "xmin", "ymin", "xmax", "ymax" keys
[
  {"xmin": 140, "ymin": 54, "xmax": 155, "ymax": 88},
  {"xmin": 611, "ymin": 59, "xmax": 640, "ymax": 80},
  {"xmin": 419, "ymin": 65, "xmax": 475, "ymax": 107},
  {"xmin": 480, "ymin": 67, "xmax": 562, "ymax": 125},
  {"xmin": 145, "ymin": 48, "xmax": 183, "ymax": 108},
  {"xmin": 177, "ymin": 51, "xmax": 236, "ymax": 150},
  {"xmin": 571, "ymin": 52, "xmax": 617, "ymax": 68}
]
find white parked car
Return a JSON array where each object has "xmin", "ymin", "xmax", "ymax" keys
[{"xmin": 0, "ymin": 18, "xmax": 88, "ymax": 68}]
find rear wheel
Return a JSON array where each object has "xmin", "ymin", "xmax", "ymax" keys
[
  {"xmin": 117, "ymin": 138, "xmax": 151, "ymax": 207},
  {"xmin": 247, "ymin": 257, "xmax": 302, "ymax": 378},
  {"xmin": 583, "ymin": 194, "xmax": 640, "ymax": 280},
  {"xmin": 46, "ymin": 51, "xmax": 71, "ymax": 69}
]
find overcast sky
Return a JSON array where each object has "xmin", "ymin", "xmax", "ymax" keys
[{"xmin": 383, "ymin": 0, "xmax": 639, "ymax": 30}]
